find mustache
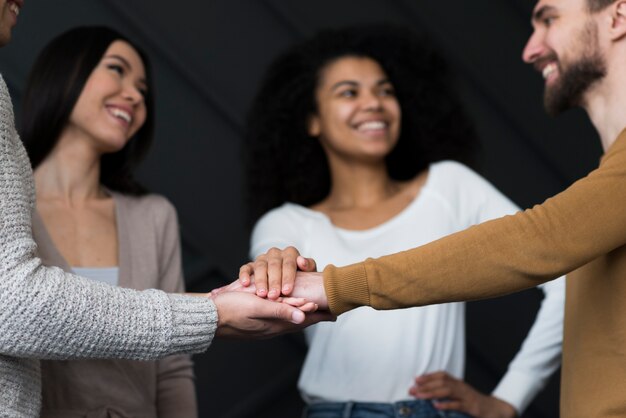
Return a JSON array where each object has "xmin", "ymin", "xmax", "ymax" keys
[{"xmin": 533, "ymin": 53, "xmax": 558, "ymax": 73}]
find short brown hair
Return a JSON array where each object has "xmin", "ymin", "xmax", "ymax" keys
[{"xmin": 587, "ymin": 0, "xmax": 617, "ymax": 12}]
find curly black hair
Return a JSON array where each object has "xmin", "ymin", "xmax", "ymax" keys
[
  {"xmin": 21, "ymin": 26, "xmax": 155, "ymax": 196},
  {"xmin": 245, "ymin": 24, "xmax": 478, "ymax": 225}
]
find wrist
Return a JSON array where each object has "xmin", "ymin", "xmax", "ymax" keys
[{"xmin": 487, "ymin": 397, "xmax": 517, "ymax": 418}]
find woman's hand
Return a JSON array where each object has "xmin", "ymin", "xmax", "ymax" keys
[
  {"xmin": 212, "ymin": 270, "xmax": 329, "ymax": 312},
  {"xmin": 238, "ymin": 246, "xmax": 317, "ymax": 299},
  {"xmin": 211, "ymin": 291, "xmax": 331, "ymax": 339},
  {"xmin": 409, "ymin": 371, "xmax": 517, "ymax": 418}
]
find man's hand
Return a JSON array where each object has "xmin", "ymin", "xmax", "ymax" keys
[
  {"xmin": 238, "ymin": 247, "xmax": 317, "ymax": 299},
  {"xmin": 211, "ymin": 291, "xmax": 331, "ymax": 339},
  {"xmin": 409, "ymin": 371, "xmax": 517, "ymax": 418}
]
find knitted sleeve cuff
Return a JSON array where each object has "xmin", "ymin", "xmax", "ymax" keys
[
  {"xmin": 166, "ymin": 294, "xmax": 218, "ymax": 354},
  {"xmin": 323, "ymin": 262, "xmax": 370, "ymax": 315}
]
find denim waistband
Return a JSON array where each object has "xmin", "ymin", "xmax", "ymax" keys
[{"xmin": 303, "ymin": 399, "xmax": 469, "ymax": 418}]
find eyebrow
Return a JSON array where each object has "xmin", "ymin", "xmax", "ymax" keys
[
  {"xmin": 104, "ymin": 54, "xmax": 147, "ymax": 85},
  {"xmin": 330, "ymin": 79, "xmax": 392, "ymax": 92},
  {"xmin": 532, "ymin": 5, "xmax": 555, "ymax": 23}
]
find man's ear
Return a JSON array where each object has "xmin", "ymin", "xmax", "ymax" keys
[
  {"xmin": 307, "ymin": 114, "xmax": 321, "ymax": 137},
  {"xmin": 608, "ymin": 1, "xmax": 626, "ymax": 41}
]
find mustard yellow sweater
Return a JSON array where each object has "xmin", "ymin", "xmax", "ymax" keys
[{"xmin": 324, "ymin": 130, "xmax": 626, "ymax": 418}]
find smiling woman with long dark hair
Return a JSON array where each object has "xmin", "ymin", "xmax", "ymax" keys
[{"xmin": 21, "ymin": 26, "xmax": 196, "ymax": 418}]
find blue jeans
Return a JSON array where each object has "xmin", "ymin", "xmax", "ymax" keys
[{"xmin": 303, "ymin": 400, "xmax": 473, "ymax": 418}]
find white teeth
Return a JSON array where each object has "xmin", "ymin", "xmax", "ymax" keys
[
  {"xmin": 542, "ymin": 63, "xmax": 557, "ymax": 79},
  {"xmin": 357, "ymin": 121, "xmax": 386, "ymax": 131},
  {"xmin": 110, "ymin": 108, "xmax": 132, "ymax": 123},
  {"xmin": 9, "ymin": 3, "xmax": 19, "ymax": 16}
]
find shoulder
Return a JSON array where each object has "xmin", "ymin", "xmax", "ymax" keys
[
  {"xmin": 427, "ymin": 160, "xmax": 519, "ymax": 219},
  {"xmin": 113, "ymin": 192, "xmax": 178, "ymax": 227},
  {"xmin": 430, "ymin": 160, "xmax": 483, "ymax": 181},
  {"xmin": 250, "ymin": 203, "xmax": 321, "ymax": 257},
  {"xmin": 251, "ymin": 202, "xmax": 321, "ymax": 245},
  {"xmin": 114, "ymin": 192, "xmax": 175, "ymax": 212},
  {"xmin": 254, "ymin": 202, "xmax": 319, "ymax": 229},
  {"xmin": 429, "ymin": 160, "xmax": 497, "ymax": 193}
]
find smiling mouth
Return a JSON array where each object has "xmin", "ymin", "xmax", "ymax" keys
[
  {"xmin": 355, "ymin": 120, "xmax": 387, "ymax": 132},
  {"xmin": 107, "ymin": 107, "xmax": 133, "ymax": 124},
  {"xmin": 542, "ymin": 62, "xmax": 557, "ymax": 80}
]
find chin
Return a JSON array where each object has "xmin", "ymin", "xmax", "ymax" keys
[{"xmin": 99, "ymin": 140, "xmax": 130, "ymax": 154}]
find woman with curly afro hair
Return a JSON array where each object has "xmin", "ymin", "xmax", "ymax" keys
[{"xmin": 244, "ymin": 24, "xmax": 563, "ymax": 418}]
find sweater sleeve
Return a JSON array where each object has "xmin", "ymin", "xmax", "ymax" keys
[
  {"xmin": 323, "ymin": 132, "xmax": 626, "ymax": 315},
  {"xmin": 0, "ymin": 75, "xmax": 217, "ymax": 360}
]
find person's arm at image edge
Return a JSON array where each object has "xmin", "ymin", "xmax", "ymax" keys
[
  {"xmin": 323, "ymin": 133, "xmax": 626, "ymax": 313},
  {"xmin": 0, "ymin": 75, "xmax": 310, "ymax": 360}
]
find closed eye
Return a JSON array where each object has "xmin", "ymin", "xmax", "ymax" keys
[
  {"xmin": 542, "ymin": 16, "xmax": 556, "ymax": 27},
  {"xmin": 338, "ymin": 89, "xmax": 357, "ymax": 98},
  {"xmin": 107, "ymin": 63, "xmax": 125, "ymax": 76},
  {"xmin": 379, "ymin": 86, "xmax": 395, "ymax": 97}
]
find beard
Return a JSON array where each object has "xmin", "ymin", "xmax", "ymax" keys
[{"xmin": 544, "ymin": 23, "xmax": 607, "ymax": 116}]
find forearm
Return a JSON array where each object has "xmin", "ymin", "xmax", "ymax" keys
[
  {"xmin": 0, "ymin": 84, "xmax": 216, "ymax": 360},
  {"xmin": 0, "ymin": 258, "xmax": 216, "ymax": 359},
  {"xmin": 324, "ymin": 139, "xmax": 626, "ymax": 314}
]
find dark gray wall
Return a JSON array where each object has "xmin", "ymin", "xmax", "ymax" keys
[{"xmin": 0, "ymin": 1, "xmax": 603, "ymax": 417}]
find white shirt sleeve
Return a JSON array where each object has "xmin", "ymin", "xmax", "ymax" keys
[{"xmin": 491, "ymin": 277, "xmax": 564, "ymax": 413}]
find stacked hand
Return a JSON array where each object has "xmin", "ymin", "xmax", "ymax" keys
[
  {"xmin": 208, "ymin": 247, "xmax": 332, "ymax": 339},
  {"xmin": 209, "ymin": 291, "xmax": 324, "ymax": 339},
  {"xmin": 409, "ymin": 371, "xmax": 517, "ymax": 418},
  {"xmin": 215, "ymin": 250, "xmax": 516, "ymax": 418}
]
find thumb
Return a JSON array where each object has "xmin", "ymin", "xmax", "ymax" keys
[
  {"xmin": 277, "ymin": 303, "xmax": 306, "ymax": 324},
  {"xmin": 297, "ymin": 256, "xmax": 318, "ymax": 272},
  {"xmin": 255, "ymin": 298, "xmax": 306, "ymax": 324}
]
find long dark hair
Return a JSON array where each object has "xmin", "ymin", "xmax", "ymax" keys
[
  {"xmin": 245, "ymin": 24, "xmax": 479, "ymax": 225},
  {"xmin": 20, "ymin": 26, "xmax": 155, "ymax": 195}
]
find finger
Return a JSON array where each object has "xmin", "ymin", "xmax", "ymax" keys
[
  {"xmin": 253, "ymin": 297, "xmax": 306, "ymax": 324},
  {"xmin": 415, "ymin": 371, "xmax": 448, "ymax": 384},
  {"xmin": 413, "ymin": 378, "xmax": 447, "ymax": 393},
  {"xmin": 266, "ymin": 248, "xmax": 285, "ymax": 299},
  {"xmin": 278, "ymin": 297, "xmax": 319, "ymax": 312},
  {"xmin": 252, "ymin": 257, "xmax": 269, "ymax": 297},
  {"xmin": 279, "ymin": 247, "xmax": 301, "ymax": 296},
  {"xmin": 300, "ymin": 311, "xmax": 336, "ymax": 325},
  {"xmin": 279, "ymin": 297, "xmax": 308, "ymax": 307},
  {"xmin": 298, "ymin": 302, "xmax": 318, "ymax": 312},
  {"xmin": 238, "ymin": 262, "xmax": 255, "ymax": 286},
  {"xmin": 433, "ymin": 400, "xmax": 464, "ymax": 411},
  {"xmin": 413, "ymin": 385, "xmax": 453, "ymax": 400},
  {"xmin": 296, "ymin": 255, "xmax": 318, "ymax": 272}
]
